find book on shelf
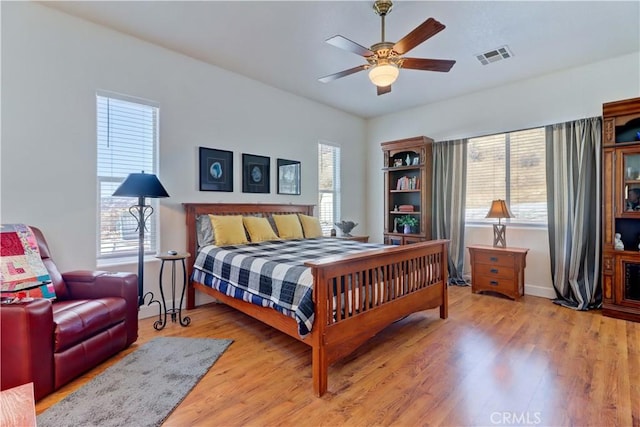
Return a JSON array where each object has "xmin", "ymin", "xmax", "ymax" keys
[{"xmin": 395, "ymin": 176, "xmax": 420, "ymax": 190}]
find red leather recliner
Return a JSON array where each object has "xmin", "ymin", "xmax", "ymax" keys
[{"xmin": 0, "ymin": 227, "xmax": 138, "ymax": 400}]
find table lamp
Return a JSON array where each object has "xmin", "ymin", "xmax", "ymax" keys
[
  {"xmin": 112, "ymin": 171, "xmax": 169, "ymax": 306},
  {"xmin": 485, "ymin": 199, "xmax": 513, "ymax": 247}
]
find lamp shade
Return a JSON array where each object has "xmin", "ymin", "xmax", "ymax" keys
[
  {"xmin": 112, "ymin": 171, "xmax": 169, "ymax": 198},
  {"xmin": 368, "ymin": 63, "xmax": 399, "ymax": 87},
  {"xmin": 485, "ymin": 199, "xmax": 513, "ymax": 219}
]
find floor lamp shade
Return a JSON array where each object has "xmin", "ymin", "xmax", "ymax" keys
[
  {"xmin": 485, "ymin": 199, "xmax": 513, "ymax": 247},
  {"xmin": 112, "ymin": 172, "xmax": 170, "ymax": 199},
  {"xmin": 112, "ymin": 171, "xmax": 169, "ymax": 306}
]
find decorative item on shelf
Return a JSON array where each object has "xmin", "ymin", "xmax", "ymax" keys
[
  {"xmin": 412, "ymin": 156, "xmax": 420, "ymax": 165},
  {"xmin": 334, "ymin": 220, "xmax": 358, "ymax": 237},
  {"xmin": 405, "ymin": 154, "xmax": 411, "ymax": 165},
  {"xmin": 628, "ymin": 187, "xmax": 640, "ymax": 211},
  {"xmin": 485, "ymin": 199, "xmax": 513, "ymax": 247},
  {"xmin": 112, "ymin": 171, "xmax": 170, "ymax": 306},
  {"xmin": 614, "ymin": 233, "xmax": 625, "ymax": 251},
  {"xmin": 397, "ymin": 215, "xmax": 418, "ymax": 234},
  {"xmin": 636, "ymin": 131, "xmax": 640, "ymax": 141},
  {"xmin": 393, "ymin": 158, "xmax": 403, "ymax": 167},
  {"xmin": 398, "ymin": 204, "xmax": 414, "ymax": 212},
  {"xmin": 394, "ymin": 205, "xmax": 398, "ymax": 212},
  {"xmin": 393, "ymin": 218, "xmax": 398, "ymax": 233}
]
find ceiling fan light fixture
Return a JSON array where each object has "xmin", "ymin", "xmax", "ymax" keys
[{"xmin": 368, "ymin": 63, "xmax": 399, "ymax": 87}]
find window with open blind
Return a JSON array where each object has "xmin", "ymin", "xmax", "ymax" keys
[
  {"xmin": 318, "ymin": 142, "xmax": 341, "ymax": 235},
  {"xmin": 465, "ymin": 127, "xmax": 547, "ymax": 225},
  {"xmin": 97, "ymin": 92, "xmax": 160, "ymax": 259}
]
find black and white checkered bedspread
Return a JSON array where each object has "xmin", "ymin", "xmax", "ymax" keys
[{"xmin": 193, "ymin": 238, "xmax": 384, "ymax": 337}]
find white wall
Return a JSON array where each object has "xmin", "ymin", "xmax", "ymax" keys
[
  {"xmin": 366, "ymin": 52, "xmax": 640, "ymax": 298},
  {"xmin": 1, "ymin": 2, "xmax": 367, "ymax": 313}
]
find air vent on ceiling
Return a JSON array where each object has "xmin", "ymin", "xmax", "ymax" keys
[{"xmin": 476, "ymin": 45, "xmax": 513, "ymax": 65}]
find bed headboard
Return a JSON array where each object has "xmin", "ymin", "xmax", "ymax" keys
[{"xmin": 182, "ymin": 203, "xmax": 315, "ymax": 308}]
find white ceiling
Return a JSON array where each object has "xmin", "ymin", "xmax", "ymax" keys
[{"xmin": 44, "ymin": 1, "xmax": 640, "ymax": 119}]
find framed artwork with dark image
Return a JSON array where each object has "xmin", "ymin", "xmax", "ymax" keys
[
  {"xmin": 199, "ymin": 147, "xmax": 233, "ymax": 192},
  {"xmin": 242, "ymin": 153, "xmax": 270, "ymax": 193},
  {"xmin": 277, "ymin": 158, "xmax": 301, "ymax": 195}
]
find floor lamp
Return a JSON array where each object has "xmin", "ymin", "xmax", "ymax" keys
[
  {"xmin": 113, "ymin": 171, "xmax": 169, "ymax": 306},
  {"xmin": 485, "ymin": 199, "xmax": 513, "ymax": 247}
]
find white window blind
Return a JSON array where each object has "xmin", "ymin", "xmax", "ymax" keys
[
  {"xmin": 465, "ymin": 127, "xmax": 547, "ymax": 225},
  {"xmin": 97, "ymin": 92, "xmax": 160, "ymax": 259},
  {"xmin": 318, "ymin": 142, "xmax": 341, "ymax": 235}
]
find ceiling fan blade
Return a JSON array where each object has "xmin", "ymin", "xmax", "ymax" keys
[
  {"xmin": 377, "ymin": 85, "xmax": 392, "ymax": 96},
  {"xmin": 402, "ymin": 58, "xmax": 456, "ymax": 72},
  {"xmin": 326, "ymin": 35, "xmax": 374, "ymax": 57},
  {"xmin": 393, "ymin": 18, "xmax": 446, "ymax": 55},
  {"xmin": 318, "ymin": 65, "xmax": 367, "ymax": 83}
]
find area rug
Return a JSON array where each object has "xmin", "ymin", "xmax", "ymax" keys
[{"xmin": 37, "ymin": 337, "xmax": 232, "ymax": 427}]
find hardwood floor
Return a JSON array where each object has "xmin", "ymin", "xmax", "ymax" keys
[{"xmin": 36, "ymin": 286, "xmax": 640, "ymax": 426}]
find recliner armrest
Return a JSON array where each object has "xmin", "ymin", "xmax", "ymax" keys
[
  {"xmin": 62, "ymin": 271, "xmax": 136, "ymax": 300},
  {"xmin": 0, "ymin": 299, "xmax": 55, "ymax": 400},
  {"xmin": 62, "ymin": 271, "xmax": 139, "ymax": 346}
]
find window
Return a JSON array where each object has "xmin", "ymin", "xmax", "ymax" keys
[
  {"xmin": 318, "ymin": 142, "xmax": 341, "ymax": 235},
  {"xmin": 97, "ymin": 92, "xmax": 160, "ymax": 259},
  {"xmin": 465, "ymin": 127, "xmax": 547, "ymax": 225}
]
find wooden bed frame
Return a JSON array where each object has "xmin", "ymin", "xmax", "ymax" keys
[{"xmin": 183, "ymin": 203, "xmax": 448, "ymax": 396}]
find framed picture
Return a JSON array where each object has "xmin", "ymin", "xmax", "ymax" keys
[
  {"xmin": 412, "ymin": 156, "xmax": 420, "ymax": 165},
  {"xmin": 199, "ymin": 147, "xmax": 233, "ymax": 192},
  {"xmin": 242, "ymin": 153, "xmax": 270, "ymax": 193},
  {"xmin": 277, "ymin": 159, "xmax": 301, "ymax": 195}
]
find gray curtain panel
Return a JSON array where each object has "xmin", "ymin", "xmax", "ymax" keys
[
  {"xmin": 432, "ymin": 139, "xmax": 468, "ymax": 285},
  {"xmin": 545, "ymin": 117, "xmax": 602, "ymax": 309}
]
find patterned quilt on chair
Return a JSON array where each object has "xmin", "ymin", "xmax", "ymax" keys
[
  {"xmin": 0, "ymin": 224, "xmax": 55, "ymax": 299},
  {"xmin": 193, "ymin": 237, "xmax": 384, "ymax": 337}
]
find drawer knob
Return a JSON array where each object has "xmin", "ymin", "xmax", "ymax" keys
[
  {"xmin": 490, "ymin": 257, "xmax": 499, "ymax": 262},
  {"xmin": 490, "ymin": 268, "xmax": 499, "ymax": 274},
  {"xmin": 490, "ymin": 280, "xmax": 499, "ymax": 286}
]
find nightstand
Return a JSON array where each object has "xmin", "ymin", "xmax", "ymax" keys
[
  {"xmin": 467, "ymin": 245, "xmax": 529, "ymax": 300},
  {"xmin": 337, "ymin": 235, "xmax": 369, "ymax": 243}
]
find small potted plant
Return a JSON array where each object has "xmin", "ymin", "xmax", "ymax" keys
[{"xmin": 397, "ymin": 215, "xmax": 418, "ymax": 234}]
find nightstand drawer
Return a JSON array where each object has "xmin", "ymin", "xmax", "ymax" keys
[
  {"xmin": 474, "ymin": 251, "xmax": 514, "ymax": 267},
  {"xmin": 473, "ymin": 275, "xmax": 515, "ymax": 293},
  {"xmin": 475, "ymin": 263, "xmax": 515, "ymax": 280}
]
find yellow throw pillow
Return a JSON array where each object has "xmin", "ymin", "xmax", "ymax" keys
[
  {"xmin": 272, "ymin": 214, "xmax": 304, "ymax": 239},
  {"xmin": 243, "ymin": 216, "xmax": 279, "ymax": 242},
  {"xmin": 298, "ymin": 214, "xmax": 323, "ymax": 238},
  {"xmin": 208, "ymin": 215, "xmax": 248, "ymax": 246}
]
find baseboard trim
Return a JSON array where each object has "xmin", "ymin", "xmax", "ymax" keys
[{"xmin": 525, "ymin": 284, "xmax": 556, "ymax": 299}]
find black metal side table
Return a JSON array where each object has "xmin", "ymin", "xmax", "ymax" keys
[{"xmin": 148, "ymin": 252, "xmax": 191, "ymax": 330}]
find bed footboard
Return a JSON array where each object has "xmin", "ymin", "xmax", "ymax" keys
[{"xmin": 305, "ymin": 239, "xmax": 448, "ymax": 396}]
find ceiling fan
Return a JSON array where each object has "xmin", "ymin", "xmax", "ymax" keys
[{"xmin": 319, "ymin": 0, "xmax": 456, "ymax": 96}]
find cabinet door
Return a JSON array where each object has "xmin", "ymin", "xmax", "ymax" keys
[
  {"xmin": 615, "ymin": 255, "xmax": 640, "ymax": 309},
  {"xmin": 616, "ymin": 146, "xmax": 640, "ymax": 217}
]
